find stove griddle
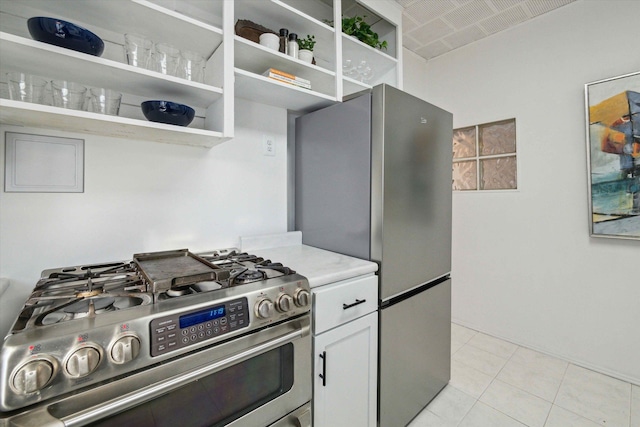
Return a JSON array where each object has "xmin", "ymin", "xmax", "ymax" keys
[{"xmin": 134, "ymin": 249, "xmax": 231, "ymax": 294}]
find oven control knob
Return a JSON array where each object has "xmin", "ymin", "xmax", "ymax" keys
[
  {"xmin": 110, "ymin": 334, "xmax": 141, "ymax": 364},
  {"xmin": 65, "ymin": 345, "xmax": 101, "ymax": 378},
  {"xmin": 294, "ymin": 289, "xmax": 310, "ymax": 307},
  {"xmin": 276, "ymin": 294, "xmax": 294, "ymax": 312},
  {"xmin": 255, "ymin": 298, "xmax": 274, "ymax": 319},
  {"xmin": 11, "ymin": 357, "xmax": 56, "ymax": 394}
]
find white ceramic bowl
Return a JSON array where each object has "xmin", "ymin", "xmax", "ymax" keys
[{"xmin": 259, "ymin": 33, "xmax": 279, "ymax": 51}]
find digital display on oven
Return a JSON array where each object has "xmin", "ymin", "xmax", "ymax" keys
[{"xmin": 179, "ymin": 305, "xmax": 226, "ymax": 328}]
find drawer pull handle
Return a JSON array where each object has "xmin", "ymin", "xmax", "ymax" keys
[
  {"xmin": 319, "ymin": 351, "xmax": 327, "ymax": 386},
  {"xmin": 343, "ymin": 299, "xmax": 366, "ymax": 310}
]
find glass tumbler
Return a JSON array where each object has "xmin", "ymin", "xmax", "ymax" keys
[
  {"xmin": 6, "ymin": 72, "xmax": 48, "ymax": 104},
  {"xmin": 51, "ymin": 80, "xmax": 87, "ymax": 110},
  {"xmin": 179, "ymin": 50, "xmax": 205, "ymax": 83},
  {"xmin": 342, "ymin": 59, "xmax": 356, "ymax": 78},
  {"xmin": 124, "ymin": 33, "xmax": 153, "ymax": 69},
  {"xmin": 153, "ymin": 43, "xmax": 180, "ymax": 76},
  {"xmin": 90, "ymin": 88, "xmax": 122, "ymax": 115}
]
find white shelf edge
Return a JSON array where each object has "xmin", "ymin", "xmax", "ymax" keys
[
  {"xmin": 234, "ymin": 68, "xmax": 336, "ymax": 112},
  {"xmin": 235, "ymin": 68, "xmax": 335, "ymax": 100},
  {"xmin": 133, "ymin": 0, "xmax": 223, "ymax": 36},
  {"xmin": 0, "ymin": 99, "xmax": 228, "ymax": 148},
  {"xmin": 342, "ymin": 33, "xmax": 398, "ymax": 63},
  {"xmin": 270, "ymin": 0, "xmax": 336, "ymax": 31},
  {"xmin": 343, "ymin": 76, "xmax": 371, "ymax": 88}
]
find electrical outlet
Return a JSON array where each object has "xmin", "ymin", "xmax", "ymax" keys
[{"xmin": 263, "ymin": 135, "xmax": 276, "ymax": 156}]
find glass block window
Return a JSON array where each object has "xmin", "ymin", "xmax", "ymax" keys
[{"xmin": 452, "ymin": 119, "xmax": 517, "ymax": 191}]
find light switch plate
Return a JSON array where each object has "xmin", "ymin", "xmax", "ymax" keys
[{"xmin": 4, "ymin": 132, "xmax": 84, "ymax": 193}]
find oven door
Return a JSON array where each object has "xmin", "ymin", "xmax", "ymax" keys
[{"xmin": 3, "ymin": 315, "xmax": 311, "ymax": 427}]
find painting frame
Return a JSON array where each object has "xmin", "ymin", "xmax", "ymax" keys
[{"xmin": 584, "ymin": 71, "xmax": 640, "ymax": 240}]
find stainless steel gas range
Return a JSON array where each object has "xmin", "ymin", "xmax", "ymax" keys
[{"xmin": 0, "ymin": 249, "xmax": 312, "ymax": 427}]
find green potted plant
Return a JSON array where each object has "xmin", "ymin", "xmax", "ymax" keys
[
  {"xmin": 297, "ymin": 34, "xmax": 315, "ymax": 63},
  {"xmin": 341, "ymin": 15, "xmax": 387, "ymax": 50}
]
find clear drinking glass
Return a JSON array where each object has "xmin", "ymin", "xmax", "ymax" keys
[
  {"xmin": 360, "ymin": 66, "xmax": 374, "ymax": 83},
  {"xmin": 356, "ymin": 60, "xmax": 368, "ymax": 80},
  {"xmin": 342, "ymin": 59, "xmax": 356, "ymax": 78},
  {"xmin": 6, "ymin": 72, "xmax": 48, "ymax": 104},
  {"xmin": 89, "ymin": 88, "xmax": 122, "ymax": 115},
  {"xmin": 124, "ymin": 33, "xmax": 154, "ymax": 69},
  {"xmin": 153, "ymin": 43, "xmax": 181, "ymax": 76},
  {"xmin": 51, "ymin": 80, "xmax": 87, "ymax": 110},
  {"xmin": 179, "ymin": 50, "xmax": 205, "ymax": 83}
]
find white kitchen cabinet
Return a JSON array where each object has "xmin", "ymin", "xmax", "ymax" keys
[
  {"xmin": 0, "ymin": 0, "xmax": 401, "ymax": 147},
  {"xmin": 312, "ymin": 274, "xmax": 378, "ymax": 427}
]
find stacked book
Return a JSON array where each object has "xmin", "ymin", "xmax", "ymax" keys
[{"xmin": 263, "ymin": 68, "xmax": 311, "ymax": 90}]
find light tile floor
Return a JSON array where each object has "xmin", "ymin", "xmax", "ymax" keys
[{"xmin": 409, "ymin": 323, "xmax": 639, "ymax": 427}]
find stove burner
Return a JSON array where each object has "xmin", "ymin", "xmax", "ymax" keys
[
  {"xmin": 166, "ymin": 287, "xmax": 194, "ymax": 298},
  {"xmin": 38, "ymin": 295, "xmax": 148, "ymax": 326},
  {"xmin": 233, "ymin": 270, "xmax": 266, "ymax": 284},
  {"xmin": 41, "ymin": 263, "xmax": 133, "ymax": 287},
  {"xmin": 256, "ymin": 261, "xmax": 294, "ymax": 275},
  {"xmin": 76, "ymin": 289, "xmax": 102, "ymax": 298},
  {"xmin": 64, "ymin": 297, "xmax": 116, "ymax": 314}
]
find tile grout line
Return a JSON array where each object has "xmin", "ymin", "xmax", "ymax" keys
[
  {"xmin": 447, "ymin": 325, "xmax": 637, "ymax": 427},
  {"xmin": 480, "ymin": 345, "xmax": 558, "ymax": 427},
  {"xmin": 488, "ymin": 353, "xmax": 568, "ymax": 405},
  {"xmin": 553, "ymin": 363, "xmax": 633, "ymax": 427}
]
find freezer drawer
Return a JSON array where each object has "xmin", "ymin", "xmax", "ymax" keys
[{"xmin": 378, "ymin": 279, "xmax": 451, "ymax": 427}]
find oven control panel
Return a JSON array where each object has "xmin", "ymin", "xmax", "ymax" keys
[{"xmin": 149, "ymin": 297, "xmax": 249, "ymax": 357}]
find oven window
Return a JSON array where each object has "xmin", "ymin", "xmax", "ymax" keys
[{"xmin": 88, "ymin": 344, "xmax": 294, "ymax": 427}]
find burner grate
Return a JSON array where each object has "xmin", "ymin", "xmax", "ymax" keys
[{"xmin": 9, "ymin": 249, "xmax": 298, "ymax": 333}]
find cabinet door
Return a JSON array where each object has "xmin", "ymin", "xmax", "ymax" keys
[{"xmin": 313, "ymin": 312, "xmax": 377, "ymax": 427}]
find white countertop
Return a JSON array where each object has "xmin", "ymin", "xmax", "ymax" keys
[{"xmin": 241, "ymin": 232, "xmax": 378, "ymax": 288}]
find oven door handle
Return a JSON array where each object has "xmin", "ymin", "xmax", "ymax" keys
[{"xmin": 56, "ymin": 327, "xmax": 304, "ymax": 427}]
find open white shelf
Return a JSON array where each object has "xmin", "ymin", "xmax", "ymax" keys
[
  {"xmin": 0, "ymin": 99, "xmax": 228, "ymax": 148},
  {"xmin": 234, "ymin": 68, "xmax": 335, "ymax": 112},
  {"xmin": 342, "ymin": 34, "xmax": 398, "ymax": 83},
  {"xmin": 235, "ymin": 36, "xmax": 336, "ymax": 97},
  {"xmin": 0, "ymin": 0, "xmax": 401, "ymax": 148},
  {"xmin": 234, "ymin": 0, "xmax": 336, "ymax": 69},
  {"xmin": 2, "ymin": 0, "xmax": 224, "ymax": 57},
  {"xmin": 343, "ymin": 76, "xmax": 371, "ymax": 97},
  {"xmin": 0, "ymin": 33, "xmax": 223, "ymax": 109}
]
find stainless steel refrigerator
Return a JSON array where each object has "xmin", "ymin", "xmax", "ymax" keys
[{"xmin": 295, "ymin": 84, "xmax": 452, "ymax": 427}]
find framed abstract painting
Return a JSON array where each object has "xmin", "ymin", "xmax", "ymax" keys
[{"xmin": 585, "ymin": 71, "xmax": 640, "ymax": 239}]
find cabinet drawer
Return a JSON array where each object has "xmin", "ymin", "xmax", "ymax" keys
[{"xmin": 313, "ymin": 275, "xmax": 377, "ymax": 334}]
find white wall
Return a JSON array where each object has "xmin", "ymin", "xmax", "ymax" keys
[
  {"xmin": 0, "ymin": 99, "xmax": 288, "ymax": 337},
  {"xmin": 402, "ymin": 47, "xmax": 428, "ymax": 101},
  {"xmin": 423, "ymin": 0, "xmax": 640, "ymax": 384}
]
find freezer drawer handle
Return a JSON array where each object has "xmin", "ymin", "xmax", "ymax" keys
[
  {"xmin": 343, "ymin": 299, "xmax": 366, "ymax": 310},
  {"xmin": 319, "ymin": 351, "xmax": 326, "ymax": 386}
]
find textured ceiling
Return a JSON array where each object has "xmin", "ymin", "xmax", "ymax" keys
[{"xmin": 396, "ymin": 0, "xmax": 577, "ymax": 61}]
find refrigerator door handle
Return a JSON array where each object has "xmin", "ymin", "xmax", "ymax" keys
[
  {"xmin": 342, "ymin": 299, "xmax": 366, "ymax": 310},
  {"xmin": 319, "ymin": 351, "xmax": 327, "ymax": 386}
]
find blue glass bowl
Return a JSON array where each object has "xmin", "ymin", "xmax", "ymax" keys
[
  {"xmin": 141, "ymin": 101, "xmax": 195, "ymax": 127},
  {"xmin": 27, "ymin": 17, "xmax": 104, "ymax": 56}
]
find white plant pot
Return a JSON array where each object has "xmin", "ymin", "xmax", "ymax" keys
[{"xmin": 298, "ymin": 49, "xmax": 313, "ymax": 63}]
